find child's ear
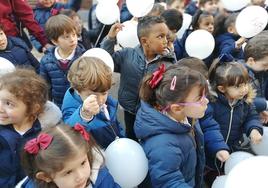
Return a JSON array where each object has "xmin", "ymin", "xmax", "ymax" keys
[
  {"xmin": 217, "ymin": 85, "xmax": 226, "ymax": 93},
  {"xmin": 246, "ymin": 57, "xmax": 256, "ymax": 66},
  {"xmin": 170, "ymin": 104, "xmax": 183, "ymax": 113},
  {"xmin": 36, "ymin": 172, "xmax": 52, "ymax": 183},
  {"xmin": 51, "ymin": 39, "xmax": 58, "ymax": 46},
  {"xmin": 227, "ymin": 26, "xmax": 234, "ymax": 34},
  {"xmin": 140, "ymin": 36, "xmax": 148, "ymax": 47}
]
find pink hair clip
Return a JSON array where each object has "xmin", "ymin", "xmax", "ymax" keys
[
  {"xmin": 170, "ymin": 76, "xmax": 177, "ymax": 90},
  {"xmin": 24, "ymin": 133, "xmax": 53, "ymax": 155}
]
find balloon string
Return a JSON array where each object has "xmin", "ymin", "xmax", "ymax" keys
[{"xmin": 94, "ymin": 24, "xmax": 106, "ymax": 47}]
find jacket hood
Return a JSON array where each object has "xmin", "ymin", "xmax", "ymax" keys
[
  {"xmin": 135, "ymin": 101, "xmax": 191, "ymax": 140},
  {"xmin": 38, "ymin": 101, "xmax": 62, "ymax": 128}
]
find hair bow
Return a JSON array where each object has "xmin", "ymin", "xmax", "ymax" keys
[
  {"xmin": 24, "ymin": 133, "xmax": 53, "ymax": 155},
  {"xmin": 149, "ymin": 64, "xmax": 166, "ymax": 89},
  {"xmin": 74, "ymin": 123, "xmax": 90, "ymax": 141}
]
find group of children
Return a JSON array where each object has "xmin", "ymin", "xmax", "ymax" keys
[{"xmin": 0, "ymin": 0, "xmax": 267, "ymax": 187}]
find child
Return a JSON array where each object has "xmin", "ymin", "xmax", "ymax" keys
[
  {"xmin": 60, "ymin": 9, "xmax": 92, "ymax": 50},
  {"xmin": 134, "ymin": 63, "xmax": 208, "ymax": 187},
  {"xmin": 199, "ymin": 0, "xmax": 219, "ymax": 15},
  {"xmin": 40, "ymin": 15, "xmax": 85, "ymax": 108},
  {"xmin": 101, "ymin": 15, "xmax": 176, "ymax": 140},
  {"xmin": 166, "ymin": 0, "xmax": 185, "ymax": 13},
  {"xmin": 20, "ymin": 123, "xmax": 120, "ymax": 188},
  {"xmin": 214, "ymin": 13, "xmax": 246, "ymax": 61},
  {"xmin": 0, "ymin": 69, "xmax": 49, "ymax": 187},
  {"xmin": 62, "ymin": 56, "xmax": 125, "ymax": 149},
  {"xmin": 174, "ymin": 10, "xmax": 215, "ymax": 65},
  {"xmin": 244, "ymin": 31, "xmax": 268, "ymax": 122},
  {"xmin": 199, "ymin": 59, "xmax": 263, "ymax": 186},
  {"xmin": 0, "ymin": 24, "xmax": 40, "ymax": 73},
  {"xmin": 31, "ymin": 0, "xmax": 81, "ymax": 52},
  {"xmin": 147, "ymin": 3, "xmax": 166, "ymax": 16}
]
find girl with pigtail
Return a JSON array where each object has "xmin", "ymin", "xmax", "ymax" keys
[
  {"xmin": 134, "ymin": 62, "xmax": 209, "ymax": 188},
  {"xmin": 18, "ymin": 124, "xmax": 120, "ymax": 188}
]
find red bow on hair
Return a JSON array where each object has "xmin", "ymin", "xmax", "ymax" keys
[
  {"xmin": 149, "ymin": 64, "xmax": 166, "ymax": 89},
  {"xmin": 51, "ymin": 8, "xmax": 62, "ymax": 16},
  {"xmin": 74, "ymin": 124, "xmax": 90, "ymax": 141},
  {"xmin": 24, "ymin": 133, "xmax": 53, "ymax": 155}
]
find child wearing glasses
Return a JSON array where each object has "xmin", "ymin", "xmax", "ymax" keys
[{"xmin": 134, "ymin": 63, "xmax": 208, "ymax": 188}]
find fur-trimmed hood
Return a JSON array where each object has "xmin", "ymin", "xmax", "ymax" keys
[{"xmin": 38, "ymin": 101, "xmax": 62, "ymax": 128}]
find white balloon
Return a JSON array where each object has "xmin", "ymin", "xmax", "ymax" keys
[
  {"xmin": 0, "ymin": 57, "xmax": 15, "ymax": 76},
  {"xmin": 185, "ymin": 29, "xmax": 215, "ymax": 59},
  {"xmin": 96, "ymin": 2, "xmax": 120, "ymax": 25},
  {"xmin": 220, "ymin": 0, "xmax": 250, "ymax": 11},
  {"xmin": 105, "ymin": 138, "xmax": 148, "ymax": 188},
  {"xmin": 224, "ymin": 151, "xmax": 254, "ymax": 174},
  {"xmin": 251, "ymin": 126, "xmax": 268, "ymax": 156},
  {"xmin": 225, "ymin": 156, "xmax": 268, "ymax": 188},
  {"xmin": 235, "ymin": 5, "xmax": 268, "ymax": 38},
  {"xmin": 126, "ymin": 0, "xmax": 155, "ymax": 17},
  {"xmin": 212, "ymin": 175, "xmax": 227, "ymax": 188},
  {"xmin": 117, "ymin": 20, "xmax": 139, "ymax": 48},
  {"xmin": 176, "ymin": 13, "xmax": 192, "ymax": 39},
  {"xmin": 82, "ymin": 48, "xmax": 114, "ymax": 72}
]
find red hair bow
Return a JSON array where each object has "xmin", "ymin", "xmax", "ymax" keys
[
  {"xmin": 74, "ymin": 124, "xmax": 90, "ymax": 141},
  {"xmin": 149, "ymin": 64, "xmax": 166, "ymax": 89},
  {"xmin": 24, "ymin": 133, "xmax": 53, "ymax": 155}
]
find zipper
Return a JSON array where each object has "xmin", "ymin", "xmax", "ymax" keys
[{"xmin": 225, "ymin": 106, "xmax": 234, "ymax": 144}]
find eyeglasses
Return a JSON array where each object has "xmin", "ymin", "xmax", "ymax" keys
[{"xmin": 161, "ymin": 92, "xmax": 207, "ymax": 112}]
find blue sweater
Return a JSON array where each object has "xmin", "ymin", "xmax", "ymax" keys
[
  {"xmin": 61, "ymin": 88, "xmax": 125, "ymax": 149},
  {"xmin": 134, "ymin": 101, "xmax": 205, "ymax": 188}
]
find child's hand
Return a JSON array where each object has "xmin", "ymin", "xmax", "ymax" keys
[
  {"xmin": 81, "ymin": 95, "xmax": 100, "ymax": 119},
  {"xmin": 235, "ymin": 37, "xmax": 246, "ymax": 49},
  {"xmin": 260, "ymin": 111, "xmax": 268, "ymax": 124},
  {"xmin": 250, "ymin": 129, "xmax": 262, "ymax": 144},
  {"xmin": 216, "ymin": 150, "xmax": 230, "ymax": 162},
  {"xmin": 107, "ymin": 23, "xmax": 124, "ymax": 39}
]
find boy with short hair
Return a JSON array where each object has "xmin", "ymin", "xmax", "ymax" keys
[
  {"xmin": 244, "ymin": 30, "xmax": 268, "ymax": 123},
  {"xmin": 40, "ymin": 14, "xmax": 85, "ymax": 108},
  {"xmin": 101, "ymin": 15, "xmax": 176, "ymax": 140},
  {"xmin": 0, "ymin": 24, "xmax": 40, "ymax": 72}
]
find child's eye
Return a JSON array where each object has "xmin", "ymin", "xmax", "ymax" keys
[
  {"xmin": 6, "ymin": 101, "xmax": 14, "ymax": 107},
  {"xmin": 65, "ymin": 170, "xmax": 72, "ymax": 175},
  {"xmin": 81, "ymin": 160, "xmax": 87, "ymax": 166}
]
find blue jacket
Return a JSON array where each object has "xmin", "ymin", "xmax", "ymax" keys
[
  {"xmin": 31, "ymin": 1, "xmax": 82, "ymax": 51},
  {"xmin": 39, "ymin": 46, "xmax": 85, "ymax": 108},
  {"xmin": 134, "ymin": 101, "xmax": 205, "ymax": 188},
  {"xmin": 61, "ymin": 88, "xmax": 125, "ymax": 149},
  {"xmin": 101, "ymin": 38, "xmax": 176, "ymax": 114},
  {"xmin": 184, "ymin": 2, "xmax": 198, "ymax": 16},
  {"xmin": 20, "ymin": 167, "xmax": 120, "ymax": 188},
  {"xmin": 199, "ymin": 92, "xmax": 263, "ymax": 169},
  {"xmin": 215, "ymin": 33, "xmax": 244, "ymax": 61},
  {"xmin": 0, "ymin": 120, "xmax": 41, "ymax": 187},
  {"xmin": 0, "ymin": 37, "xmax": 39, "ymax": 73}
]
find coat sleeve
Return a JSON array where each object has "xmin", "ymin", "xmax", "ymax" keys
[
  {"xmin": 199, "ymin": 105, "xmax": 230, "ymax": 156},
  {"xmin": 12, "ymin": 0, "xmax": 48, "ymax": 47},
  {"xmin": 243, "ymin": 104, "xmax": 263, "ymax": 136}
]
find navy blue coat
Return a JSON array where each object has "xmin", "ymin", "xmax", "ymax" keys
[
  {"xmin": 39, "ymin": 46, "xmax": 85, "ymax": 108},
  {"xmin": 184, "ymin": 2, "xmax": 198, "ymax": 16},
  {"xmin": 0, "ymin": 120, "xmax": 41, "ymax": 187},
  {"xmin": 215, "ymin": 33, "xmax": 244, "ymax": 61},
  {"xmin": 199, "ymin": 92, "xmax": 263, "ymax": 169},
  {"xmin": 134, "ymin": 101, "xmax": 205, "ymax": 188},
  {"xmin": 101, "ymin": 38, "xmax": 176, "ymax": 114},
  {"xmin": 20, "ymin": 167, "xmax": 121, "ymax": 188},
  {"xmin": 0, "ymin": 37, "xmax": 39, "ymax": 73},
  {"xmin": 61, "ymin": 88, "xmax": 125, "ymax": 149}
]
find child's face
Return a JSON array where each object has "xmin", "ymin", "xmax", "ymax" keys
[
  {"xmin": 201, "ymin": 0, "xmax": 218, "ymax": 15},
  {"xmin": 198, "ymin": 15, "xmax": 214, "ymax": 34},
  {"xmin": 0, "ymin": 29, "xmax": 8, "ymax": 50},
  {"xmin": 79, "ymin": 90, "xmax": 109, "ymax": 107},
  {"xmin": 39, "ymin": 0, "xmax": 55, "ymax": 8},
  {"xmin": 0, "ymin": 89, "xmax": 28, "ymax": 127},
  {"xmin": 52, "ymin": 31, "xmax": 78, "ymax": 53},
  {"xmin": 220, "ymin": 83, "xmax": 249, "ymax": 101},
  {"xmin": 142, "ymin": 23, "xmax": 169, "ymax": 56},
  {"xmin": 246, "ymin": 56, "xmax": 268, "ymax": 72},
  {"xmin": 52, "ymin": 152, "xmax": 90, "ymax": 188},
  {"xmin": 169, "ymin": 0, "xmax": 185, "ymax": 12},
  {"xmin": 167, "ymin": 30, "xmax": 176, "ymax": 51},
  {"xmin": 72, "ymin": 16, "xmax": 83, "ymax": 36},
  {"xmin": 251, "ymin": 0, "xmax": 266, "ymax": 7}
]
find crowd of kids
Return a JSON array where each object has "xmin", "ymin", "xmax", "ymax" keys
[{"xmin": 0, "ymin": 0, "xmax": 267, "ymax": 188}]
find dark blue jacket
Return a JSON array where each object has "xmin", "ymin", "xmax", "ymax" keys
[
  {"xmin": 39, "ymin": 46, "xmax": 85, "ymax": 108},
  {"xmin": 215, "ymin": 33, "xmax": 244, "ymax": 61},
  {"xmin": 0, "ymin": 120, "xmax": 41, "ymax": 187},
  {"xmin": 184, "ymin": 1, "xmax": 198, "ymax": 16},
  {"xmin": 134, "ymin": 101, "xmax": 205, "ymax": 188},
  {"xmin": 101, "ymin": 38, "xmax": 176, "ymax": 114},
  {"xmin": 61, "ymin": 88, "xmax": 125, "ymax": 149},
  {"xmin": 20, "ymin": 167, "xmax": 121, "ymax": 188},
  {"xmin": 31, "ymin": 1, "xmax": 82, "ymax": 51},
  {"xmin": 199, "ymin": 92, "xmax": 263, "ymax": 169},
  {"xmin": 0, "ymin": 37, "xmax": 39, "ymax": 73}
]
